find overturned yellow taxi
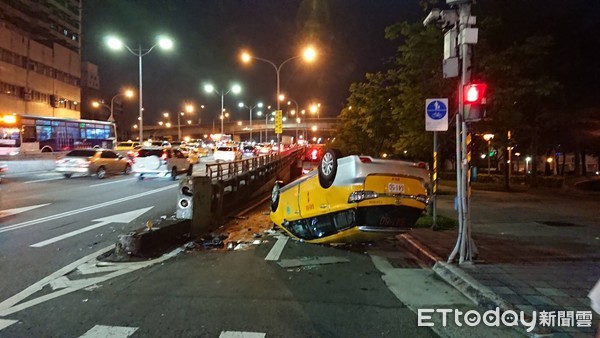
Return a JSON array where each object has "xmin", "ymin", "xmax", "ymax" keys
[{"xmin": 270, "ymin": 149, "xmax": 430, "ymax": 243}]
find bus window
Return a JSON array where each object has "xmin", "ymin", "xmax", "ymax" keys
[{"xmin": 23, "ymin": 125, "xmax": 36, "ymax": 142}]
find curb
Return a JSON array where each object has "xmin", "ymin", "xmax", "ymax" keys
[
  {"xmin": 399, "ymin": 233, "xmax": 514, "ymax": 311},
  {"xmin": 399, "ymin": 233, "xmax": 554, "ymax": 337}
]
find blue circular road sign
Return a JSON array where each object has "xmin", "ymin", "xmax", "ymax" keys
[{"xmin": 426, "ymin": 100, "xmax": 448, "ymax": 120}]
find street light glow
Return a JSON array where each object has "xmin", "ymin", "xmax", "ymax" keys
[
  {"xmin": 303, "ymin": 46, "xmax": 317, "ymax": 62},
  {"xmin": 278, "ymin": 94, "xmax": 285, "ymax": 101},
  {"xmin": 106, "ymin": 36, "xmax": 123, "ymax": 50},
  {"xmin": 231, "ymin": 84, "xmax": 241, "ymax": 94},
  {"xmin": 157, "ymin": 36, "xmax": 173, "ymax": 50},
  {"xmin": 241, "ymin": 51, "xmax": 251, "ymax": 63},
  {"xmin": 92, "ymin": 101, "xmax": 100, "ymax": 108},
  {"xmin": 204, "ymin": 84, "xmax": 214, "ymax": 93},
  {"xmin": 125, "ymin": 89, "xmax": 134, "ymax": 98},
  {"xmin": 185, "ymin": 104, "xmax": 194, "ymax": 113}
]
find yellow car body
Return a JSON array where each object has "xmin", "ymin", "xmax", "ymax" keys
[{"xmin": 270, "ymin": 151, "xmax": 430, "ymax": 244}]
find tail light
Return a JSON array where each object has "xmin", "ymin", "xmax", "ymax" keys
[
  {"xmin": 417, "ymin": 162, "xmax": 428, "ymax": 169},
  {"xmin": 311, "ymin": 149, "xmax": 318, "ymax": 160},
  {"xmin": 359, "ymin": 157, "xmax": 372, "ymax": 163},
  {"xmin": 161, "ymin": 153, "xmax": 168, "ymax": 160}
]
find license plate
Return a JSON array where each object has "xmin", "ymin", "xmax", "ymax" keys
[{"xmin": 388, "ymin": 183, "xmax": 404, "ymax": 194}]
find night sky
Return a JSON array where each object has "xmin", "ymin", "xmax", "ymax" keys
[{"xmin": 82, "ymin": 0, "xmax": 423, "ymax": 128}]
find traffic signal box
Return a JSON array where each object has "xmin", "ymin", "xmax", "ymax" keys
[
  {"xmin": 463, "ymin": 83, "xmax": 487, "ymax": 122},
  {"xmin": 274, "ymin": 110, "xmax": 283, "ymax": 134}
]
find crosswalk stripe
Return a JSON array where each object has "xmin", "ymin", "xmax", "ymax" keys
[
  {"xmin": 0, "ymin": 319, "xmax": 18, "ymax": 332},
  {"xmin": 219, "ymin": 331, "xmax": 266, "ymax": 338},
  {"xmin": 79, "ymin": 325, "xmax": 138, "ymax": 338}
]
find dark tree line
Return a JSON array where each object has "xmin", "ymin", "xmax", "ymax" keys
[{"xmin": 334, "ymin": 0, "xmax": 600, "ymax": 178}]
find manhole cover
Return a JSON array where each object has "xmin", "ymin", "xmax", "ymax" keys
[{"xmin": 537, "ymin": 221, "xmax": 582, "ymax": 227}]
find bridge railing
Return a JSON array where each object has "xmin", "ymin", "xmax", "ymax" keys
[{"xmin": 204, "ymin": 147, "xmax": 305, "ymax": 182}]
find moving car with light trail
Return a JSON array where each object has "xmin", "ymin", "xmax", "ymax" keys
[
  {"xmin": 270, "ymin": 149, "xmax": 430, "ymax": 243},
  {"xmin": 55, "ymin": 149, "xmax": 131, "ymax": 179}
]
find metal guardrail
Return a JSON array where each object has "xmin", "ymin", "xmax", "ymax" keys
[{"xmin": 205, "ymin": 147, "xmax": 305, "ymax": 182}]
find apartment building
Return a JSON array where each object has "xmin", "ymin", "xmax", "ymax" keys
[{"xmin": 0, "ymin": 0, "xmax": 82, "ymax": 119}]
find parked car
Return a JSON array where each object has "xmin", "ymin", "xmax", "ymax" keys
[
  {"xmin": 270, "ymin": 149, "xmax": 430, "ymax": 244},
  {"xmin": 131, "ymin": 147, "xmax": 191, "ymax": 180},
  {"xmin": 55, "ymin": 149, "xmax": 132, "ymax": 179},
  {"xmin": 213, "ymin": 146, "xmax": 242, "ymax": 162}
]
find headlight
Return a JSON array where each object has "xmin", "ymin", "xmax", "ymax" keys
[{"xmin": 348, "ymin": 191, "xmax": 378, "ymax": 203}]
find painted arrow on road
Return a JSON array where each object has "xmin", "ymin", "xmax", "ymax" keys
[
  {"xmin": 0, "ymin": 203, "xmax": 50, "ymax": 219},
  {"xmin": 30, "ymin": 206, "xmax": 153, "ymax": 248}
]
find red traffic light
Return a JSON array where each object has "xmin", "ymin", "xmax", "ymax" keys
[{"xmin": 464, "ymin": 83, "xmax": 487, "ymax": 104}]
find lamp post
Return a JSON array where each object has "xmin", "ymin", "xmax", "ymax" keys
[
  {"xmin": 483, "ymin": 133, "xmax": 494, "ymax": 175},
  {"xmin": 204, "ymin": 84, "xmax": 241, "ymax": 136},
  {"xmin": 92, "ymin": 89, "xmax": 133, "ymax": 143},
  {"xmin": 241, "ymin": 46, "xmax": 317, "ymax": 146},
  {"xmin": 105, "ymin": 35, "xmax": 173, "ymax": 142},
  {"xmin": 238, "ymin": 102, "xmax": 263, "ymax": 143},
  {"xmin": 176, "ymin": 104, "xmax": 194, "ymax": 141}
]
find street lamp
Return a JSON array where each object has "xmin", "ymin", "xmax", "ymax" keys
[
  {"xmin": 176, "ymin": 103, "xmax": 195, "ymax": 141},
  {"xmin": 483, "ymin": 133, "xmax": 494, "ymax": 175},
  {"xmin": 105, "ymin": 35, "xmax": 173, "ymax": 141},
  {"xmin": 92, "ymin": 89, "xmax": 134, "ymax": 143},
  {"xmin": 240, "ymin": 46, "xmax": 317, "ymax": 145},
  {"xmin": 309, "ymin": 103, "xmax": 321, "ymax": 119},
  {"xmin": 204, "ymin": 84, "xmax": 241, "ymax": 136},
  {"xmin": 238, "ymin": 102, "xmax": 263, "ymax": 142}
]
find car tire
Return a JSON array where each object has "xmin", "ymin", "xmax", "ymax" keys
[
  {"xmin": 63, "ymin": 173, "xmax": 72, "ymax": 179},
  {"xmin": 318, "ymin": 148, "xmax": 342, "ymax": 189},
  {"xmin": 138, "ymin": 174, "xmax": 144, "ymax": 181},
  {"xmin": 123, "ymin": 164, "xmax": 131, "ymax": 175},
  {"xmin": 271, "ymin": 182, "xmax": 280, "ymax": 212},
  {"xmin": 171, "ymin": 167, "xmax": 177, "ymax": 181},
  {"xmin": 97, "ymin": 166, "xmax": 107, "ymax": 179}
]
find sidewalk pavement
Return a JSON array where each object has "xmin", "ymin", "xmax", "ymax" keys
[{"xmin": 400, "ymin": 184, "xmax": 600, "ymax": 337}]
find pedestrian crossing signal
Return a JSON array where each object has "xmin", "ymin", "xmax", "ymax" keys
[{"xmin": 463, "ymin": 83, "xmax": 487, "ymax": 122}]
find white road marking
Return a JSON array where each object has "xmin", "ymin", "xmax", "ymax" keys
[
  {"xmin": 0, "ymin": 184, "xmax": 177, "ymax": 233},
  {"xmin": 0, "ymin": 319, "xmax": 18, "ymax": 332},
  {"xmin": 37, "ymin": 172, "xmax": 62, "ymax": 177},
  {"xmin": 23, "ymin": 177, "xmax": 64, "ymax": 184},
  {"xmin": 264, "ymin": 235, "xmax": 288, "ymax": 261},
  {"xmin": 79, "ymin": 325, "xmax": 138, "ymax": 338},
  {"xmin": 0, "ymin": 203, "xmax": 50, "ymax": 218},
  {"xmin": 0, "ymin": 245, "xmax": 182, "ymax": 317},
  {"xmin": 89, "ymin": 178, "xmax": 136, "ymax": 188},
  {"xmin": 30, "ymin": 207, "xmax": 153, "ymax": 247},
  {"xmin": 219, "ymin": 331, "xmax": 266, "ymax": 338}
]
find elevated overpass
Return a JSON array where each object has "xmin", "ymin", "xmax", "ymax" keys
[{"xmin": 141, "ymin": 117, "xmax": 339, "ymax": 142}]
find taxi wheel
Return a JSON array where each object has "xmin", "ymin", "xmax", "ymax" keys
[
  {"xmin": 318, "ymin": 148, "xmax": 342, "ymax": 189},
  {"xmin": 97, "ymin": 166, "xmax": 107, "ymax": 179},
  {"xmin": 271, "ymin": 182, "xmax": 280, "ymax": 212}
]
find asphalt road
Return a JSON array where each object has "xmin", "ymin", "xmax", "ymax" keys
[
  {"xmin": 0, "ymin": 162, "xmax": 445, "ymax": 337},
  {"xmin": 0, "ymin": 169, "xmax": 182, "ymax": 301}
]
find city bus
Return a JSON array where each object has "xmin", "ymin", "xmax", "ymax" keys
[{"xmin": 0, "ymin": 114, "xmax": 116, "ymax": 155}]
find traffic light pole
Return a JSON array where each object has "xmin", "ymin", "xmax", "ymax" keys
[{"xmin": 447, "ymin": 0, "xmax": 478, "ymax": 264}]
